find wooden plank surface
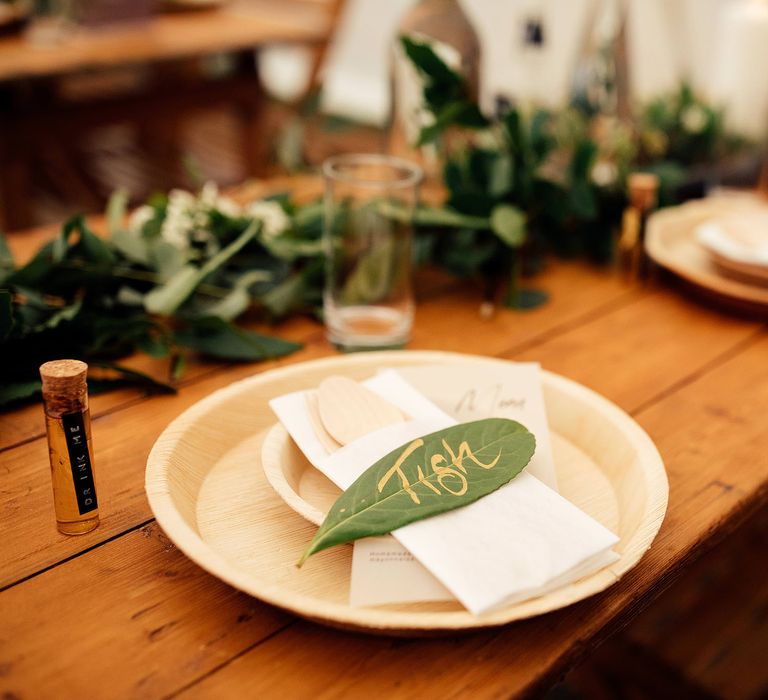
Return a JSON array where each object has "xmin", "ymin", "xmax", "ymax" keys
[
  {"xmin": 0, "ymin": 1, "xmax": 329, "ymax": 82},
  {"xmin": 625, "ymin": 506, "xmax": 768, "ymax": 699},
  {"xmin": 1, "ymin": 176, "xmax": 767, "ymax": 699},
  {"xmin": 2, "ymin": 324, "xmax": 765, "ymax": 699}
]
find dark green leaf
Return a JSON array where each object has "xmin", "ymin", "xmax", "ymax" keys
[
  {"xmin": 4, "ymin": 241, "xmax": 56, "ymax": 288},
  {"xmin": 65, "ymin": 216, "xmax": 117, "ymax": 267},
  {"xmin": 381, "ymin": 201, "xmax": 489, "ymax": 230},
  {"xmin": 568, "ymin": 180, "xmax": 598, "ymax": 220},
  {"xmin": 299, "ymin": 418, "xmax": 536, "ymax": 564},
  {"xmin": 32, "ymin": 299, "xmax": 82, "ymax": 332},
  {"xmin": 0, "ymin": 290, "xmax": 15, "ymax": 340},
  {"xmin": 88, "ymin": 362, "xmax": 176, "ymax": 395},
  {"xmin": 505, "ymin": 288, "xmax": 550, "ymax": 310},
  {"xmin": 174, "ymin": 316, "xmax": 301, "ymax": 361},
  {"xmin": 447, "ymin": 191, "xmax": 496, "ymax": 217},
  {"xmin": 260, "ymin": 272, "xmax": 307, "ymax": 319},
  {"xmin": 0, "ymin": 380, "xmax": 41, "ymax": 408},
  {"xmin": 417, "ymin": 101, "xmax": 488, "ymax": 146},
  {"xmin": 570, "ymin": 140, "xmax": 598, "ymax": 180},
  {"xmin": 137, "ymin": 332, "xmax": 171, "ymax": 358},
  {"xmin": 399, "ymin": 35, "xmax": 463, "ymax": 88},
  {"xmin": 203, "ymin": 270, "xmax": 271, "ymax": 321},
  {"xmin": 0, "ymin": 233, "xmax": 14, "ymax": 279}
]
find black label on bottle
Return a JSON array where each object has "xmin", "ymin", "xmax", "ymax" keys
[{"xmin": 62, "ymin": 412, "xmax": 98, "ymax": 515}]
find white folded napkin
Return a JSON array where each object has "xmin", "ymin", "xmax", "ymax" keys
[
  {"xmin": 696, "ymin": 213, "xmax": 768, "ymax": 267},
  {"xmin": 269, "ymin": 366, "xmax": 619, "ymax": 615}
]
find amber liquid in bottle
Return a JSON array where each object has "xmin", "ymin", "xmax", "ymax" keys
[{"xmin": 44, "ymin": 407, "xmax": 99, "ymax": 535}]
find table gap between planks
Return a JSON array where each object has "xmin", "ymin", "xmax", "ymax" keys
[{"xmin": 1, "ymin": 176, "xmax": 767, "ymax": 699}]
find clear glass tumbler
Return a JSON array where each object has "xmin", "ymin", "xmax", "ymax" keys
[{"xmin": 322, "ymin": 154, "xmax": 422, "ymax": 351}]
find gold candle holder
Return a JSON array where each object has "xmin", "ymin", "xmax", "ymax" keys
[{"xmin": 40, "ymin": 360, "xmax": 100, "ymax": 536}]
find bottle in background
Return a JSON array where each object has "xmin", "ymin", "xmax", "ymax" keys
[{"xmin": 618, "ymin": 172, "xmax": 660, "ymax": 281}]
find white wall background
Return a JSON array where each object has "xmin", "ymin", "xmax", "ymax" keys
[{"xmin": 260, "ymin": 0, "xmax": 765, "ymax": 139}]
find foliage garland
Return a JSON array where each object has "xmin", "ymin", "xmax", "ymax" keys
[{"xmin": 0, "ymin": 36, "xmax": 750, "ymax": 409}]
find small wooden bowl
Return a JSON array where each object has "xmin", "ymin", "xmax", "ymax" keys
[{"xmin": 146, "ymin": 351, "xmax": 667, "ymax": 635}]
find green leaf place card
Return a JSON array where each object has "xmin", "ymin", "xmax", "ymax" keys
[
  {"xmin": 299, "ymin": 418, "xmax": 536, "ymax": 565},
  {"xmin": 269, "ymin": 366, "xmax": 619, "ymax": 614}
]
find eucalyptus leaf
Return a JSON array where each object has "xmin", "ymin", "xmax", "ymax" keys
[
  {"xmin": 106, "ymin": 189, "xmax": 129, "ymax": 237},
  {"xmin": 149, "ymin": 239, "xmax": 186, "ymax": 279},
  {"xmin": 341, "ymin": 238, "xmax": 395, "ymax": 305},
  {"xmin": 143, "ymin": 265, "xmax": 200, "ymax": 316},
  {"xmin": 116, "ymin": 286, "xmax": 146, "ymax": 307},
  {"xmin": 263, "ymin": 237, "xmax": 324, "ymax": 261},
  {"xmin": 380, "ymin": 201, "xmax": 489, "ymax": 230},
  {"xmin": 489, "ymin": 154, "xmax": 513, "ymax": 197},
  {"xmin": 292, "ymin": 200, "xmax": 324, "ymax": 230},
  {"xmin": 490, "ymin": 204, "xmax": 527, "ymax": 248},
  {"xmin": 299, "ymin": 418, "xmax": 535, "ymax": 565},
  {"xmin": 112, "ymin": 228, "xmax": 150, "ymax": 266},
  {"xmin": 203, "ymin": 270, "xmax": 271, "ymax": 321},
  {"xmin": 174, "ymin": 316, "xmax": 301, "ymax": 361},
  {"xmin": 261, "ymin": 272, "xmax": 307, "ymax": 319},
  {"xmin": 144, "ymin": 220, "xmax": 260, "ymax": 315}
]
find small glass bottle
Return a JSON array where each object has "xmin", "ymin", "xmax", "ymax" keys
[
  {"xmin": 618, "ymin": 172, "xmax": 660, "ymax": 281},
  {"xmin": 40, "ymin": 359, "xmax": 99, "ymax": 535}
]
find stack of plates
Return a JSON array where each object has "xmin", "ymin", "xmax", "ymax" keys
[
  {"xmin": 696, "ymin": 210, "xmax": 768, "ymax": 285},
  {"xmin": 646, "ymin": 195, "xmax": 768, "ymax": 310}
]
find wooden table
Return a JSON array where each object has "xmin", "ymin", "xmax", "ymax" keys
[{"xmin": 1, "ymin": 177, "xmax": 767, "ymax": 698}]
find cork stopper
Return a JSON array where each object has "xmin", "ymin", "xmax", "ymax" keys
[
  {"xmin": 40, "ymin": 359, "xmax": 88, "ymax": 417},
  {"xmin": 628, "ymin": 172, "xmax": 660, "ymax": 211}
]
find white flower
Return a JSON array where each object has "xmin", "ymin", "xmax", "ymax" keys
[
  {"xmin": 127, "ymin": 205, "xmax": 155, "ymax": 236},
  {"xmin": 591, "ymin": 160, "xmax": 618, "ymax": 187},
  {"xmin": 216, "ymin": 196, "xmax": 242, "ymax": 218},
  {"xmin": 199, "ymin": 180, "xmax": 242, "ymax": 218},
  {"xmin": 199, "ymin": 181, "xmax": 220, "ymax": 208},
  {"xmin": 681, "ymin": 105, "xmax": 708, "ymax": 134},
  {"xmin": 246, "ymin": 200, "xmax": 290, "ymax": 241},
  {"xmin": 160, "ymin": 188, "xmax": 197, "ymax": 250}
]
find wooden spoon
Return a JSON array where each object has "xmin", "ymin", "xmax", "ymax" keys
[
  {"xmin": 317, "ymin": 376, "xmax": 405, "ymax": 446},
  {"xmin": 304, "ymin": 390, "xmax": 342, "ymax": 453}
]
